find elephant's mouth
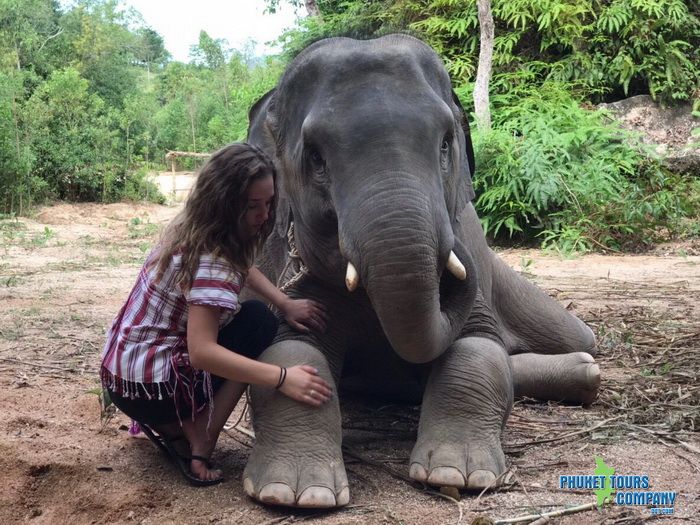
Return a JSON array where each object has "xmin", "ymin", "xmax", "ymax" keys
[
  {"xmin": 438, "ymin": 237, "xmax": 475, "ymax": 332},
  {"xmin": 343, "ymin": 248, "xmax": 467, "ymax": 293},
  {"xmin": 339, "ymin": 231, "xmax": 477, "ymax": 364}
]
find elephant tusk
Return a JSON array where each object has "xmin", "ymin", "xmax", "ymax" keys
[
  {"xmin": 446, "ymin": 251, "xmax": 467, "ymax": 280},
  {"xmin": 345, "ymin": 262, "xmax": 359, "ymax": 292}
]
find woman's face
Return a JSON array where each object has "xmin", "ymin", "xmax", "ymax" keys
[{"xmin": 244, "ymin": 174, "xmax": 274, "ymax": 237}]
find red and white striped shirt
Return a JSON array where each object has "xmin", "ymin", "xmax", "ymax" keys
[{"xmin": 100, "ymin": 249, "xmax": 243, "ymax": 400}]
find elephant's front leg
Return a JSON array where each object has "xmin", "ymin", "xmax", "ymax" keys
[
  {"xmin": 243, "ymin": 341, "xmax": 349, "ymax": 508},
  {"xmin": 410, "ymin": 337, "xmax": 513, "ymax": 489}
]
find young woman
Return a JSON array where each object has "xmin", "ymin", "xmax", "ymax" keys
[{"xmin": 100, "ymin": 143, "xmax": 331, "ymax": 486}]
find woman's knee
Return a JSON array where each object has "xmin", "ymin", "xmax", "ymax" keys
[
  {"xmin": 218, "ymin": 300, "xmax": 279, "ymax": 358},
  {"xmin": 240, "ymin": 300, "xmax": 278, "ymax": 333}
]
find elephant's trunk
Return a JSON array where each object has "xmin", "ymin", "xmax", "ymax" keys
[{"xmin": 339, "ymin": 178, "xmax": 477, "ymax": 364}]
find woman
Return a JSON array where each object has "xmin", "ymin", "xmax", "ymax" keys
[{"xmin": 101, "ymin": 143, "xmax": 331, "ymax": 486}]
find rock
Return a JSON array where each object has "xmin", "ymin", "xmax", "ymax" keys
[
  {"xmin": 598, "ymin": 95, "xmax": 700, "ymax": 175},
  {"xmin": 440, "ymin": 486, "xmax": 461, "ymax": 500}
]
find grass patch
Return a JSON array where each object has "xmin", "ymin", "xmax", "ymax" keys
[
  {"xmin": 0, "ymin": 215, "xmax": 58, "ymax": 249},
  {"xmin": 127, "ymin": 217, "xmax": 160, "ymax": 239},
  {"xmin": 1, "ymin": 274, "xmax": 25, "ymax": 287}
]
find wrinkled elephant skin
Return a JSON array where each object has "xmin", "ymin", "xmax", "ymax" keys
[{"xmin": 243, "ymin": 35, "xmax": 600, "ymax": 508}]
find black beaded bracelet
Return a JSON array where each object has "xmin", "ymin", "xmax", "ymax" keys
[{"xmin": 275, "ymin": 366, "xmax": 287, "ymax": 389}]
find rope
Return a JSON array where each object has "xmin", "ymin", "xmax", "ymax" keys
[{"xmin": 275, "ymin": 222, "xmax": 308, "ymax": 294}]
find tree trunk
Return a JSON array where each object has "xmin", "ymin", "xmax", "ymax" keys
[
  {"xmin": 126, "ymin": 124, "xmax": 130, "ymax": 170},
  {"xmin": 474, "ymin": 0, "xmax": 494, "ymax": 131},
  {"xmin": 188, "ymin": 98, "xmax": 197, "ymax": 152},
  {"xmin": 12, "ymin": 90, "xmax": 23, "ymax": 214},
  {"xmin": 305, "ymin": 0, "xmax": 322, "ymax": 19}
]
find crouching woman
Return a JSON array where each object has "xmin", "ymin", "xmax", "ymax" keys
[{"xmin": 100, "ymin": 143, "xmax": 330, "ymax": 486}]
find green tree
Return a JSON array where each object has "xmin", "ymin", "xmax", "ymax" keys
[
  {"xmin": 60, "ymin": 0, "xmax": 139, "ymax": 107},
  {"xmin": 0, "ymin": 70, "xmax": 39, "ymax": 213},
  {"xmin": 133, "ymin": 27, "xmax": 169, "ymax": 85},
  {"xmin": 191, "ymin": 31, "xmax": 232, "ymax": 110},
  {"xmin": 0, "ymin": 0, "xmax": 63, "ymax": 76},
  {"xmin": 24, "ymin": 67, "xmax": 118, "ymax": 201}
]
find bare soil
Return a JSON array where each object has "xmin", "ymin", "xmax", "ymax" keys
[{"xmin": 0, "ymin": 203, "xmax": 698, "ymax": 525}]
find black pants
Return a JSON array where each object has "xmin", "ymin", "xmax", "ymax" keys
[{"xmin": 109, "ymin": 300, "xmax": 279, "ymax": 426}]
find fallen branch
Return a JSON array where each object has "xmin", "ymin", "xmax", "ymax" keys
[
  {"xmin": 495, "ymin": 502, "xmax": 599, "ymax": 524},
  {"xmin": 510, "ymin": 416, "xmax": 623, "ymax": 448},
  {"xmin": 0, "ymin": 356, "xmax": 89, "ymax": 373}
]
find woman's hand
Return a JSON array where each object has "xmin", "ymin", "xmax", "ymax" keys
[
  {"xmin": 280, "ymin": 298, "xmax": 327, "ymax": 333},
  {"xmin": 279, "ymin": 365, "xmax": 333, "ymax": 407}
]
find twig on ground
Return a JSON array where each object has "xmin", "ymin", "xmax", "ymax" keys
[
  {"xmin": 0, "ymin": 356, "xmax": 91, "ymax": 373},
  {"xmin": 494, "ymin": 502, "xmax": 599, "ymax": 524},
  {"xmin": 510, "ymin": 416, "xmax": 623, "ymax": 448},
  {"xmin": 256, "ymin": 516, "xmax": 292, "ymax": 525},
  {"xmin": 342, "ymin": 445, "xmax": 415, "ymax": 485},
  {"xmin": 222, "ymin": 427, "xmax": 253, "ymax": 448},
  {"xmin": 342, "ymin": 443, "xmax": 468, "ymax": 523},
  {"xmin": 474, "ymin": 469, "xmax": 513, "ymax": 510}
]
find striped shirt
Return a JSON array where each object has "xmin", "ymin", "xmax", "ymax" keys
[{"xmin": 100, "ymin": 249, "xmax": 244, "ymax": 402}]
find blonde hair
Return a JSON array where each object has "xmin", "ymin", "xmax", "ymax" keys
[{"xmin": 154, "ymin": 143, "xmax": 277, "ymax": 291}]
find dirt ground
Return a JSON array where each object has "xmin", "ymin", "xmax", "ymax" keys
[{"xmin": 0, "ymin": 202, "xmax": 698, "ymax": 525}]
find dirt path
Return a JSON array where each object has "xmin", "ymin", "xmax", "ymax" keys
[{"xmin": 1, "ymin": 203, "xmax": 698, "ymax": 524}]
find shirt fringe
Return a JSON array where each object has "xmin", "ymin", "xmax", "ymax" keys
[{"xmin": 100, "ymin": 365, "xmax": 214, "ymax": 426}]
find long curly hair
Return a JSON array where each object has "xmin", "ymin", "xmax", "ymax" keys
[{"xmin": 154, "ymin": 143, "xmax": 277, "ymax": 291}]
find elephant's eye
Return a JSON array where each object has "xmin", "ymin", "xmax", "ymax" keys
[
  {"xmin": 307, "ymin": 148, "xmax": 326, "ymax": 177},
  {"xmin": 440, "ymin": 135, "xmax": 452, "ymax": 171}
]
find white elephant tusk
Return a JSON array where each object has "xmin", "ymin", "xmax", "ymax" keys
[
  {"xmin": 345, "ymin": 262, "xmax": 359, "ymax": 292},
  {"xmin": 446, "ymin": 251, "xmax": 467, "ymax": 280}
]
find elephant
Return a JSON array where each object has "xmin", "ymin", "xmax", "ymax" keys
[{"xmin": 241, "ymin": 34, "xmax": 600, "ymax": 508}]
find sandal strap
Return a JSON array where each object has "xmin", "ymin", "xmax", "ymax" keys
[{"xmin": 189, "ymin": 454, "xmax": 214, "ymax": 468}]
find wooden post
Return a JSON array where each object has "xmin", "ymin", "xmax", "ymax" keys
[{"xmin": 171, "ymin": 156, "xmax": 176, "ymax": 201}]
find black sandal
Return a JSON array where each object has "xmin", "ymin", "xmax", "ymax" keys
[{"xmin": 138, "ymin": 422, "xmax": 224, "ymax": 487}]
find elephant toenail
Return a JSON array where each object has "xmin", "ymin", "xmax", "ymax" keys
[
  {"xmin": 427, "ymin": 466, "xmax": 466, "ymax": 487},
  {"xmin": 409, "ymin": 462, "xmax": 428, "ymax": 482},
  {"xmin": 243, "ymin": 477, "xmax": 255, "ymax": 497},
  {"xmin": 336, "ymin": 486, "xmax": 350, "ymax": 506},
  {"xmin": 588, "ymin": 363, "xmax": 601, "ymax": 384},
  {"xmin": 466, "ymin": 469, "xmax": 497, "ymax": 489},
  {"xmin": 259, "ymin": 482, "xmax": 296, "ymax": 506},
  {"xmin": 297, "ymin": 486, "xmax": 336, "ymax": 508}
]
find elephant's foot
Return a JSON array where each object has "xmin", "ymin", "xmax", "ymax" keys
[
  {"xmin": 243, "ymin": 446, "xmax": 349, "ymax": 508},
  {"xmin": 410, "ymin": 337, "xmax": 513, "ymax": 490},
  {"xmin": 410, "ymin": 434, "xmax": 506, "ymax": 490},
  {"xmin": 511, "ymin": 352, "xmax": 600, "ymax": 406},
  {"xmin": 243, "ymin": 341, "xmax": 349, "ymax": 508}
]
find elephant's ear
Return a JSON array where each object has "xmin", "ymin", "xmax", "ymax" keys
[
  {"xmin": 247, "ymin": 89, "xmax": 291, "ymax": 240},
  {"xmin": 451, "ymin": 90, "xmax": 476, "ymax": 213}
]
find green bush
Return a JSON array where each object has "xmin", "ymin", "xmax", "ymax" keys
[
  {"xmin": 121, "ymin": 169, "xmax": 165, "ymax": 204},
  {"xmin": 472, "ymin": 81, "xmax": 697, "ymax": 252}
]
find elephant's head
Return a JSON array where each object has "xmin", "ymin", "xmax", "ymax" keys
[{"xmin": 248, "ymin": 35, "xmax": 478, "ymax": 364}]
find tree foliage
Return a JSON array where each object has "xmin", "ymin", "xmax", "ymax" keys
[
  {"xmin": 1, "ymin": 0, "xmax": 697, "ymax": 252},
  {"xmin": 275, "ymin": 0, "xmax": 699, "ymax": 105},
  {"xmin": 0, "ymin": 0, "xmax": 283, "ymax": 212}
]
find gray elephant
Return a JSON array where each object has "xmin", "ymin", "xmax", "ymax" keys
[{"xmin": 242, "ymin": 34, "xmax": 600, "ymax": 508}]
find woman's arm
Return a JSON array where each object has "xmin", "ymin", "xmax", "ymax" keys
[
  {"xmin": 246, "ymin": 266, "xmax": 327, "ymax": 333},
  {"xmin": 187, "ymin": 304, "xmax": 331, "ymax": 406}
]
